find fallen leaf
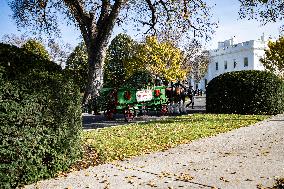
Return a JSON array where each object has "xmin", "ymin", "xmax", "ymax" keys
[
  {"xmin": 177, "ymin": 173, "xmax": 194, "ymax": 182},
  {"xmin": 147, "ymin": 181, "xmax": 157, "ymax": 187},
  {"xmin": 245, "ymin": 178, "xmax": 253, "ymax": 181},
  {"xmin": 220, "ymin": 177, "xmax": 229, "ymax": 182}
]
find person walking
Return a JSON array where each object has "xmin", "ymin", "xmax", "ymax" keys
[{"xmin": 186, "ymin": 86, "xmax": 194, "ymax": 109}]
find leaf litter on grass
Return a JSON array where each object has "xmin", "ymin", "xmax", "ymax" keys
[{"xmin": 77, "ymin": 114, "xmax": 269, "ymax": 170}]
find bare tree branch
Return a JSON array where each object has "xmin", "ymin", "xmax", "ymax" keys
[
  {"xmin": 8, "ymin": 0, "xmax": 217, "ymax": 104},
  {"xmin": 145, "ymin": 0, "xmax": 157, "ymax": 33}
]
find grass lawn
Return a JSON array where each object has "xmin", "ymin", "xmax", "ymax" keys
[{"xmin": 81, "ymin": 114, "xmax": 269, "ymax": 165}]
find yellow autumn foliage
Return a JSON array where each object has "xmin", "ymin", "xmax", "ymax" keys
[
  {"xmin": 138, "ymin": 36, "xmax": 187, "ymax": 82},
  {"xmin": 260, "ymin": 37, "xmax": 284, "ymax": 79},
  {"xmin": 104, "ymin": 34, "xmax": 189, "ymax": 87},
  {"xmin": 122, "ymin": 44, "xmax": 145, "ymax": 80}
]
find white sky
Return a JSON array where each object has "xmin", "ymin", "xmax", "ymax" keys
[{"xmin": 0, "ymin": 0, "xmax": 282, "ymax": 50}]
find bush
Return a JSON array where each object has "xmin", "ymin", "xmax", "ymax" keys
[
  {"xmin": 0, "ymin": 44, "xmax": 82, "ymax": 188},
  {"xmin": 206, "ymin": 70, "xmax": 284, "ymax": 115},
  {"xmin": 0, "ymin": 43, "xmax": 61, "ymax": 77}
]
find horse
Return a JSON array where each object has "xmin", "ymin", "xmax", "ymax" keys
[{"xmin": 165, "ymin": 83, "xmax": 187, "ymax": 114}]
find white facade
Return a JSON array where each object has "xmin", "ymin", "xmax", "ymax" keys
[{"xmin": 196, "ymin": 36, "xmax": 267, "ymax": 91}]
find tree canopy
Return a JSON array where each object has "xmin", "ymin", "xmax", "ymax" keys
[
  {"xmin": 8, "ymin": 0, "xmax": 217, "ymax": 104},
  {"xmin": 65, "ymin": 42, "xmax": 88, "ymax": 93},
  {"xmin": 103, "ymin": 33, "xmax": 138, "ymax": 88},
  {"xmin": 1, "ymin": 35, "xmax": 51, "ymax": 61},
  {"xmin": 104, "ymin": 34, "xmax": 189, "ymax": 88},
  {"xmin": 181, "ymin": 39, "xmax": 209, "ymax": 83},
  {"xmin": 21, "ymin": 39, "xmax": 50, "ymax": 60},
  {"xmin": 1, "ymin": 34, "xmax": 71, "ymax": 66},
  {"xmin": 138, "ymin": 36, "xmax": 187, "ymax": 82},
  {"xmin": 239, "ymin": 0, "xmax": 284, "ymax": 30},
  {"xmin": 260, "ymin": 37, "xmax": 284, "ymax": 79},
  {"xmin": 190, "ymin": 50, "xmax": 210, "ymax": 83}
]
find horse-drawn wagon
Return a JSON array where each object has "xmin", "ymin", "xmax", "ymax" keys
[
  {"xmin": 99, "ymin": 80, "xmax": 189, "ymax": 121},
  {"xmin": 100, "ymin": 85, "xmax": 169, "ymax": 121}
]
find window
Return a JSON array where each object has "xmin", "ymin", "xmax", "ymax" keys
[
  {"xmin": 216, "ymin": 62, "xmax": 218, "ymax": 70},
  {"xmin": 224, "ymin": 61, "xmax": 227, "ymax": 69},
  {"xmin": 244, "ymin": 57, "xmax": 248, "ymax": 67},
  {"xmin": 233, "ymin": 59, "xmax": 237, "ymax": 68}
]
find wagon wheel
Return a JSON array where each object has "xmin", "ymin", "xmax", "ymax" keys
[
  {"xmin": 124, "ymin": 106, "xmax": 136, "ymax": 122},
  {"xmin": 138, "ymin": 105, "xmax": 148, "ymax": 116},
  {"xmin": 104, "ymin": 108, "xmax": 116, "ymax": 120},
  {"xmin": 160, "ymin": 104, "xmax": 168, "ymax": 116}
]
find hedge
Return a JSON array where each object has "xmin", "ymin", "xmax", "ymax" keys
[
  {"xmin": 206, "ymin": 70, "xmax": 284, "ymax": 115},
  {"xmin": 0, "ymin": 44, "xmax": 82, "ymax": 188}
]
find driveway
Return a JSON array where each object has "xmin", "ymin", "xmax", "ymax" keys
[
  {"xmin": 83, "ymin": 96, "xmax": 206, "ymax": 130},
  {"xmin": 25, "ymin": 114, "xmax": 284, "ymax": 189}
]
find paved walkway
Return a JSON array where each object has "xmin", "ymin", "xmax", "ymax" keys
[{"xmin": 25, "ymin": 114, "xmax": 284, "ymax": 189}]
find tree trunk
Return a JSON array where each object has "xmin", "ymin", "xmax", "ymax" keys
[
  {"xmin": 81, "ymin": 1, "xmax": 123, "ymax": 106},
  {"xmin": 82, "ymin": 42, "xmax": 107, "ymax": 106}
]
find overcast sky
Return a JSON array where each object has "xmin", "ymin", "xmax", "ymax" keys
[{"xmin": 0, "ymin": 0, "xmax": 282, "ymax": 50}]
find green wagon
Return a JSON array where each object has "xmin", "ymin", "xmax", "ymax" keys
[{"xmin": 101, "ymin": 86, "xmax": 168, "ymax": 121}]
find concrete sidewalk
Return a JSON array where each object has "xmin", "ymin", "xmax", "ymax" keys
[{"xmin": 25, "ymin": 114, "xmax": 284, "ymax": 189}]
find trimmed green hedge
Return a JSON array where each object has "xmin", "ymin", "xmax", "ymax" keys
[
  {"xmin": 206, "ymin": 70, "xmax": 284, "ymax": 115},
  {"xmin": 0, "ymin": 44, "xmax": 82, "ymax": 188},
  {"xmin": 0, "ymin": 43, "xmax": 61, "ymax": 77}
]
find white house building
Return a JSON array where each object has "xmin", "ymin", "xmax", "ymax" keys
[{"xmin": 195, "ymin": 35, "xmax": 267, "ymax": 91}]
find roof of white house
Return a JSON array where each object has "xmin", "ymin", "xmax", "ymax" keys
[{"xmin": 209, "ymin": 35, "xmax": 268, "ymax": 57}]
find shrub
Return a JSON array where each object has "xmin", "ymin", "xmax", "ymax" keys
[
  {"xmin": 206, "ymin": 70, "xmax": 284, "ymax": 115},
  {"xmin": 0, "ymin": 43, "xmax": 61, "ymax": 78},
  {"xmin": 0, "ymin": 44, "xmax": 82, "ymax": 188}
]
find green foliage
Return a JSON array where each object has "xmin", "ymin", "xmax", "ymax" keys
[
  {"xmin": 260, "ymin": 37, "xmax": 284, "ymax": 79},
  {"xmin": 83, "ymin": 114, "xmax": 268, "ymax": 163},
  {"xmin": 0, "ymin": 43, "xmax": 61, "ymax": 77},
  {"xmin": 206, "ymin": 70, "xmax": 284, "ymax": 115},
  {"xmin": 103, "ymin": 34, "xmax": 188, "ymax": 89},
  {"xmin": 0, "ymin": 44, "xmax": 82, "ymax": 188},
  {"xmin": 103, "ymin": 34, "xmax": 139, "ymax": 88},
  {"xmin": 9, "ymin": 0, "xmax": 217, "ymax": 105},
  {"xmin": 21, "ymin": 39, "xmax": 50, "ymax": 60},
  {"xmin": 65, "ymin": 42, "xmax": 88, "ymax": 93},
  {"xmin": 122, "ymin": 70, "xmax": 154, "ymax": 89}
]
